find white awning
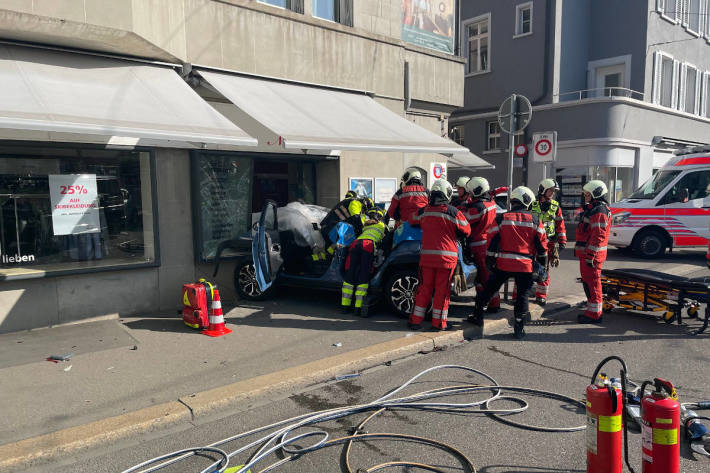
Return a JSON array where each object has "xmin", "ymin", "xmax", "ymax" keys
[
  {"xmin": 0, "ymin": 45, "xmax": 257, "ymax": 148},
  {"xmin": 447, "ymin": 151, "xmax": 495, "ymax": 170},
  {"xmin": 197, "ymin": 69, "xmax": 467, "ymax": 154}
]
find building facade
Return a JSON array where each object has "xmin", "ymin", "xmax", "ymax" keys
[
  {"xmin": 450, "ymin": 0, "xmax": 710, "ymax": 219},
  {"xmin": 0, "ymin": 0, "xmax": 468, "ymax": 333}
]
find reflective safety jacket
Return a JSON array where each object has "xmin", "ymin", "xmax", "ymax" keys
[
  {"xmin": 464, "ymin": 198, "xmax": 498, "ymax": 252},
  {"xmin": 357, "ymin": 221, "xmax": 387, "ymax": 248},
  {"xmin": 321, "ymin": 198, "xmax": 363, "ymax": 231},
  {"xmin": 487, "ymin": 209, "xmax": 548, "ymax": 273},
  {"xmin": 388, "ymin": 184, "xmax": 429, "ymax": 224},
  {"xmin": 409, "ymin": 204, "xmax": 471, "ymax": 268},
  {"xmin": 574, "ymin": 199, "xmax": 611, "ymax": 265},
  {"xmin": 530, "ymin": 199, "xmax": 567, "ymax": 245}
]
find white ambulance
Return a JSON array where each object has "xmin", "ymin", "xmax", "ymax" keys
[{"xmin": 609, "ymin": 145, "xmax": 710, "ymax": 258}]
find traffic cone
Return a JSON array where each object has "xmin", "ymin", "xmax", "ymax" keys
[{"xmin": 202, "ymin": 289, "xmax": 232, "ymax": 337}]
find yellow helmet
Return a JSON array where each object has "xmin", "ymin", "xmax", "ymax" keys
[
  {"xmin": 465, "ymin": 177, "xmax": 490, "ymax": 197},
  {"xmin": 583, "ymin": 180, "xmax": 608, "ymax": 199},
  {"xmin": 431, "ymin": 179, "xmax": 454, "ymax": 202},
  {"xmin": 401, "ymin": 167, "xmax": 423, "ymax": 186},
  {"xmin": 510, "ymin": 186, "xmax": 535, "ymax": 208},
  {"xmin": 455, "ymin": 176, "xmax": 470, "ymax": 188}
]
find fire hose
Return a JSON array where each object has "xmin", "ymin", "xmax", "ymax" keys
[{"xmin": 121, "ymin": 365, "xmax": 586, "ymax": 473}]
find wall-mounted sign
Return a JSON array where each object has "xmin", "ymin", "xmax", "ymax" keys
[
  {"xmin": 48, "ymin": 174, "xmax": 100, "ymax": 236},
  {"xmin": 375, "ymin": 178, "xmax": 398, "ymax": 205},
  {"xmin": 532, "ymin": 132, "xmax": 557, "ymax": 162},
  {"xmin": 401, "ymin": 0, "xmax": 455, "ymax": 54},
  {"xmin": 349, "ymin": 177, "xmax": 374, "ymax": 199},
  {"xmin": 429, "ymin": 162, "xmax": 447, "ymax": 187}
]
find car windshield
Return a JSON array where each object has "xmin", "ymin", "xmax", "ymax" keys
[{"xmin": 628, "ymin": 170, "xmax": 681, "ymax": 199}]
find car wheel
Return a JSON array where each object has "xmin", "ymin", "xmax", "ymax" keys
[
  {"xmin": 632, "ymin": 229, "xmax": 666, "ymax": 259},
  {"xmin": 235, "ymin": 262, "xmax": 271, "ymax": 301},
  {"xmin": 386, "ymin": 270, "xmax": 421, "ymax": 319}
]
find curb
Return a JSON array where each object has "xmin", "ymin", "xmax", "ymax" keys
[{"xmin": 0, "ymin": 328, "xmax": 470, "ymax": 471}]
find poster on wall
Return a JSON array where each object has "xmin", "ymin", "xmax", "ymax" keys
[
  {"xmin": 349, "ymin": 177, "xmax": 374, "ymax": 199},
  {"xmin": 48, "ymin": 174, "xmax": 101, "ymax": 236},
  {"xmin": 375, "ymin": 178, "xmax": 398, "ymax": 207},
  {"xmin": 402, "ymin": 0, "xmax": 455, "ymax": 54},
  {"xmin": 428, "ymin": 162, "xmax": 447, "ymax": 188}
]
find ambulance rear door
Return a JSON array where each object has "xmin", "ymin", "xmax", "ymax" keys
[{"xmin": 655, "ymin": 168, "xmax": 710, "ymax": 246}]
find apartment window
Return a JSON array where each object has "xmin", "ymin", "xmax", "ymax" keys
[
  {"xmin": 687, "ymin": 0, "xmax": 701, "ymax": 33},
  {"xmin": 450, "ymin": 126, "xmax": 465, "ymax": 146},
  {"xmin": 486, "ymin": 121, "xmax": 524, "ymax": 151},
  {"xmin": 312, "ymin": 0, "xmax": 353, "ymax": 26},
  {"xmin": 682, "ymin": 64, "xmax": 700, "ymax": 113},
  {"xmin": 258, "ymin": 0, "xmax": 304, "ymax": 13},
  {"xmin": 653, "ymin": 52, "xmax": 677, "ymax": 107},
  {"xmin": 515, "ymin": 2, "xmax": 533, "ymax": 36},
  {"xmin": 465, "ymin": 15, "xmax": 490, "ymax": 74},
  {"xmin": 703, "ymin": 72, "xmax": 710, "ymax": 117}
]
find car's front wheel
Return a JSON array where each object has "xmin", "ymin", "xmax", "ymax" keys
[
  {"xmin": 235, "ymin": 262, "xmax": 272, "ymax": 301},
  {"xmin": 386, "ymin": 270, "xmax": 421, "ymax": 319},
  {"xmin": 632, "ymin": 229, "xmax": 667, "ymax": 258}
]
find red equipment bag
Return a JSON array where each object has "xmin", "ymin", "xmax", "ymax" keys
[{"xmin": 181, "ymin": 279, "xmax": 215, "ymax": 329}]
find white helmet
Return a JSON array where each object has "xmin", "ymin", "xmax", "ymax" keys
[
  {"xmin": 583, "ymin": 180, "xmax": 608, "ymax": 199},
  {"xmin": 510, "ymin": 186, "xmax": 536, "ymax": 208},
  {"xmin": 431, "ymin": 179, "xmax": 454, "ymax": 202},
  {"xmin": 455, "ymin": 176, "xmax": 470, "ymax": 188},
  {"xmin": 465, "ymin": 177, "xmax": 490, "ymax": 197},
  {"xmin": 401, "ymin": 167, "xmax": 422, "ymax": 186},
  {"xmin": 538, "ymin": 178, "xmax": 559, "ymax": 195}
]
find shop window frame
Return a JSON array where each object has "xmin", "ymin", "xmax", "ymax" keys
[
  {"xmin": 0, "ymin": 141, "xmax": 160, "ymax": 282},
  {"xmin": 190, "ymin": 150, "xmax": 323, "ymax": 264}
]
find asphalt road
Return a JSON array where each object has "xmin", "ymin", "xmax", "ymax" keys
[{"xmin": 28, "ymin": 298, "xmax": 710, "ymax": 473}]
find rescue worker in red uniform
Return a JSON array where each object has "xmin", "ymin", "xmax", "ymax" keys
[
  {"xmin": 408, "ymin": 179, "xmax": 471, "ymax": 331},
  {"xmin": 464, "ymin": 177, "xmax": 500, "ymax": 313},
  {"xmin": 530, "ymin": 179, "xmax": 567, "ymax": 306},
  {"xmin": 341, "ymin": 208, "xmax": 387, "ymax": 317},
  {"xmin": 451, "ymin": 176, "xmax": 471, "ymax": 209},
  {"xmin": 469, "ymin": 186, "xmax": 547, "ymax": 339},
  {"xmin": 575, "ymin": 180, "xmax": 611, "ymax": 323},
  {"xmin": 386, "ymin": 167, "xmax": 429, "ymax": 227}
]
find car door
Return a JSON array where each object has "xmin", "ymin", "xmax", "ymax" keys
[
  {"xmin": 656, "ymin": 170, "xmax": 710, "ymax": 246},
  {"xmin": 252, "ymin": 200, "xmax": 283, "ymax": 292}
]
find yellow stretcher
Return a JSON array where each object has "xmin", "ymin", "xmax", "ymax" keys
[{"xmin": 600, "ymin": 268, "xmax": 710, "ymax": 335}]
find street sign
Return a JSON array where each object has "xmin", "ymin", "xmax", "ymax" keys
[
  {"xmin": 532, "ymin": 132, "xmax": 557, "ymax": 162},
  {"xmin": 498, "ymin": 94, "xmax": 532, "ymax": 134},
  {"xmin": 514, "ymin": 144, "xmax": 528, "ymax": 157},
  {"xmin": 429, "ymin": 161, "xmax": 447, "ymax": 187}
]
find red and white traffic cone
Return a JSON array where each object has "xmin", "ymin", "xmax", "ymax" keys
[{"xmin": 202, "ymin": 289, "xmax": 232, "ymax": 337}]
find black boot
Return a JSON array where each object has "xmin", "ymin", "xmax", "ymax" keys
[
  {"xmin": 341, "ymin": 305, "xmax": 353, "ymax": 314},
  {"xmin": 467, "ymin": 304, "xmax": 485, "ymax": 326},
  {"xmin": 513, "ymin": 313, "xmax": 528, "ymax": 339},
  {"xmin": 535, "ymin": 297, "xmax": 546, "ymax": 307},
  {"xmin": 357, "ymin": 304, "xmax": 370, "ymax": 318}
]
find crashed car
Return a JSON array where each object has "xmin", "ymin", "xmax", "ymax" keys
[{"xmin": 214, "ymin": 200, "xmax": 477, "ymax": 318}]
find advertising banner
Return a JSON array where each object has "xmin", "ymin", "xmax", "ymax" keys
[
  {"xmin": 48, "ymin": 174, "xmax": 100, "ymax": 236},
  {"xmin": 402, "ymin": 0, "xmax": 455, "ymax": 54}
]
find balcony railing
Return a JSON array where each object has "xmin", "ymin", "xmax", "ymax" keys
[{"xmin": 554, "ymin": 87, "xmax": 645, "ymax": 102}]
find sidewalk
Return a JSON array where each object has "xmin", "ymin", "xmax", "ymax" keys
[{"xmin": 0, "ymin": 288, "xmax": 573, "ymax": 472}]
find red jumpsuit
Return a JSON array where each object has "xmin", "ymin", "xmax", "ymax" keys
[
  {"xmin": 465, "ymin": 198, "xmax": 500, "ymax": 310},
  {"xmin": 408, "ymin": 203, "xmax": 471, "ymax": 329},
  {"xmin": 575, "ymin": 199, "xmax": 611, "ymax": 320},
  {"xmin": 388, "ymin": 184, "xmax": 429, "ymax": 227}
]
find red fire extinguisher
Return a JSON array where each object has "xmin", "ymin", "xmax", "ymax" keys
[
  {"xmin": 640, "ymin": 378, "xmax": 680, "ymax": 473},
  {"xmin": 586, "ymin": 357, "xmax": 625, "ymax": 473}
]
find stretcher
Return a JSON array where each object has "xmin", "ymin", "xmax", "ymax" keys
[{"xmin": 600, "ymin": 268, "xmax": 710, "ymax": 335}]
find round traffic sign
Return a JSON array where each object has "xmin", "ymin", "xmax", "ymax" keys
[
  {"xmin": 535, "ymin": 139, "xmax": 552, "ymax": 156},
  {"xmin": 498, "ymin": 94, "xmax": 532, "ymax": 134},
  {"xmin": 514, "ymin": 144, "xmax": 527, "ymax": 157}
]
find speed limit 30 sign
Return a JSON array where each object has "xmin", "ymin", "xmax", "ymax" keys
[{"xmin": 532, "ymin": 132, "xmax": 557, "ymax": 162}]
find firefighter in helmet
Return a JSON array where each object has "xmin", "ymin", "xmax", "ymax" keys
[
  {"xmin": 575, "ymin": 180, "xmax": 611, "ymax": 323},
  {"xmin": 463, "ymin": 176, "xmax": 500, "ymax": 313},
  {"xmin": 320, "ymin": 190, "xmax": 364, "ymax": 259},
  {"xmin": 341, "ymin": 207, "xmax": 388, "ymax": 317},
  {"xmin": 469, "ymin": 186, "xmax": 547, "ymax": 339},
  {"xmin": 451, "ymin": 176, "xmax": 471, "ymax": 209},
  {"xmin": 408, "ymin": 179, "xmax": 471, "ymax": 331},
  {"xmin": 529, "ymin": 178, "xmax": 567, "ymax": 306},
  {"xmin": 386, "ymin": 167, "xmax": 429, "ymax": 227}
]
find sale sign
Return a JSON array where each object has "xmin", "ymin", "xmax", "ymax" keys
[{"xmin": 49, "ymin": 174, "xmax": 101, "ymax": 236}]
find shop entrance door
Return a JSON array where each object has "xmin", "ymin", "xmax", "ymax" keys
[{"xmin": 252, "ymin": 162, "xmax": 289, "ymax": 212}]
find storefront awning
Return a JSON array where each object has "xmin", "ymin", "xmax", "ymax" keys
[
  {"xmin": 197, "ymin": 69, "xmax": 467, "ymax": 154},
  {"xmin": 0, "ymin": 45, "xmax": 257, "ymax": 148},
  {"xmin": 447, "ymin": 151, "xmax": 495, "ymax": 170}
]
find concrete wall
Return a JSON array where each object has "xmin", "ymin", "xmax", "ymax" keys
[
  {"xmin": 557, "ymin": 0, "xmax": 590, "ymax": 96},
  {"xmin": 459, "ymin": 0, "xmax": 552, "ymax": 113}
]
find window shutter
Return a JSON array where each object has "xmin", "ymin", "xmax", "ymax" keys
[
  {"xmin": 652, "ymin": 52, "xmax": 662, "ymax": 104},
  {"xmin": 683, "ymin": 0, "xmax": 690, "ymax": 24},
  {"xmin": 675, "ymin": 0, "xmax": 683, "ymax": 22},
  {"xmin": 679, "ymin": 63, "xmax": 687, "ymax": 111},
  {"xmin": 339, "ymin": 0, "xmax": 353, "ymax": 27},
  {"xmin": 290, "ymin": 0, "xmax": 304, "ymax": 14},
  {"xmin": 694, "ymin": 69, "xmax": 702, "ymax": 114},
  {"xmin": 657, "ymin": 0, "xmax": 665, "ymax": 13},
  {"xmin": 702, "ymin": 72, "xmax": 709, "ymax": 117},
  {"xmin": 671, "ymin": 59, "xmax": 680, "ymax": 109}
]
